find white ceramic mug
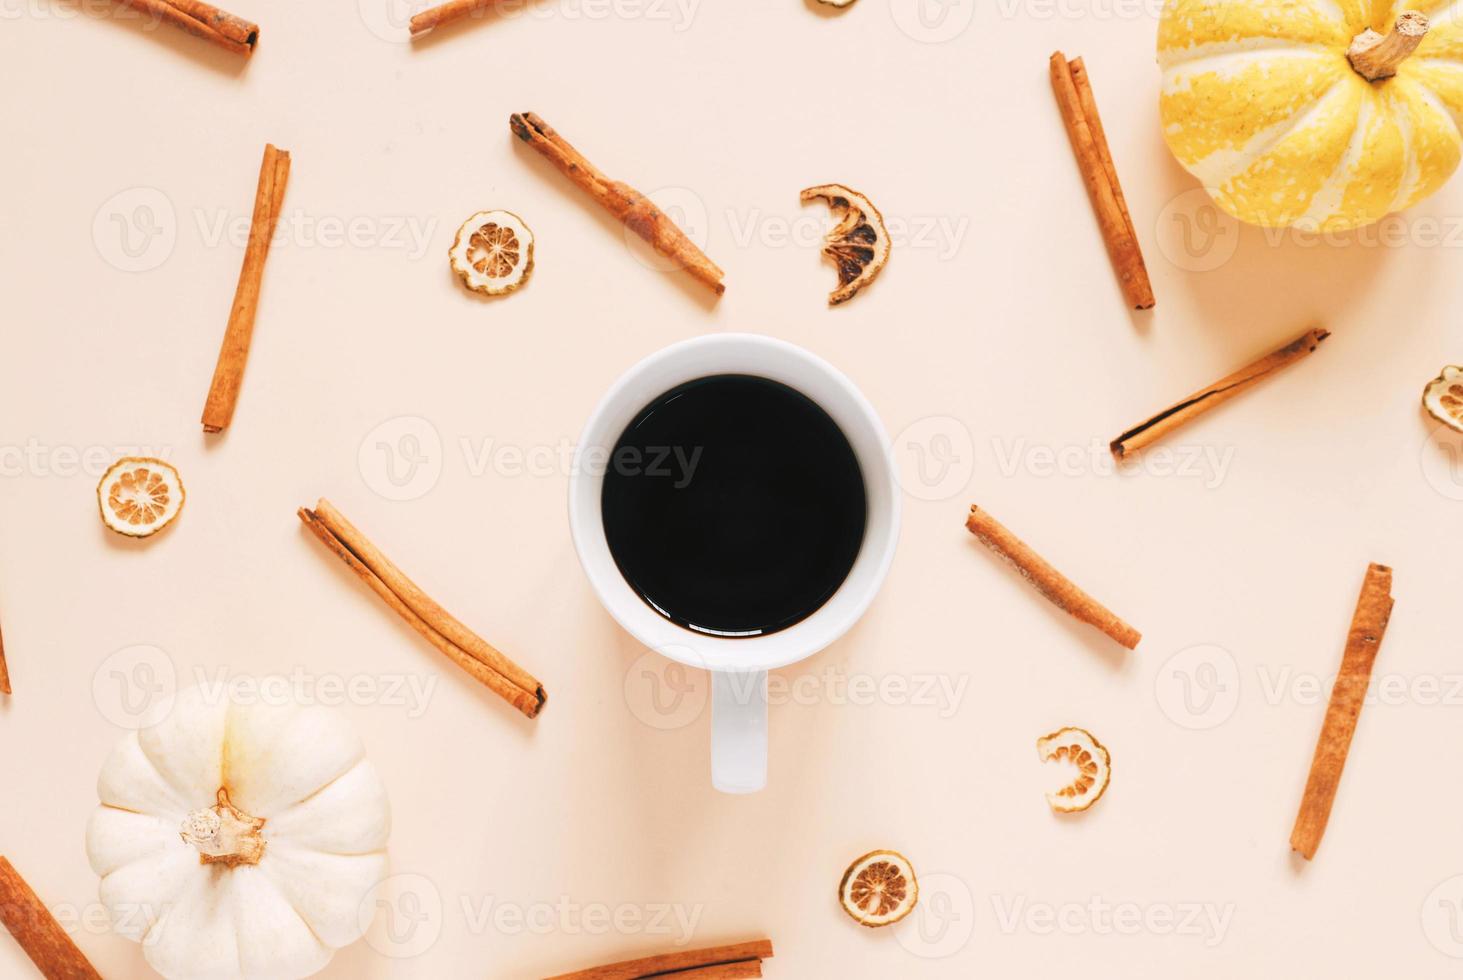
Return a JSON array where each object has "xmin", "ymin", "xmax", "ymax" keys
[{"xmin": 568, "ymin": 333, "xmax": 901, "ymax": 793}]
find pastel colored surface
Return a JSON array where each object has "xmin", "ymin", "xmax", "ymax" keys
[{"xmin": 2, "ymin": 1, "xmax": 1463, "ymax": 977}]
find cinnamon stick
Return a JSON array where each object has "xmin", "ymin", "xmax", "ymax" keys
[
  {"xmin": 1050, "ymin": 52, "xmax": 1154, "ymax": 310},
  {"xmin": 201, "ymin": 143, "xmax": 290, "ymax": 434},
  {"xmin": 546, "ymin": 939, "xmax": 773, "ymax": 980},
  {"xmin": 0, "ymin": 613, "xmax": 10, "ymax": 695},
  {"xmin": 409, "ymin": 0, "xmax": 496, "ymax": 36},
  {"xmin": 966, "ymin": 505, "xmax": 1140, "ymax": 649},
  {"xmin": 1290, "ymin": 563, "xmax": 1394, "ymax": 860},
  {"xmin": 1110, "ymin": 326, "xmax": 1330, "ymax": 458},
  {"xmin": 299, "ymin": 500, "xmax": 546, "ymax": 719},
  {"xmin": 1068, "ymin": 60, "xmax": 1133, "ymax": 243},
  {"xmin": 651, "ymin": 963, "xmax": 762, "ymax": 980},
  {"xmin": 509, "ymin": 112, "xmax": 725, "ymax": 295},
  {"xmin": 0, "ymin": 857, "xmax": 102, "ymax": 980},
  {"xmin": 116, "ymin": 0, "xmax": 258, "ymax": 55}
]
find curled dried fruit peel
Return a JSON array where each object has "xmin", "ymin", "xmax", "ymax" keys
[
  {"xmin": 1423, "ymin": 366, "xmax": 1463, "ymax": 433},
  {"xmin": 838, "ymin": 849, "xmax": 918, "ymax": 928},
  {"xmin": 450, "ymin": 210, "xmax": 535, "ymax": 296},
  {"xmin": 800, "ymin": 184, "xmax": 890, "ymax": 306},
  {"xmin": 97, "ymin": 457, "xmax": 185, "ymax": 538},
  {"xmin": 1036, "ymin": 727, "xmax": 1110, "ymax": 813}
]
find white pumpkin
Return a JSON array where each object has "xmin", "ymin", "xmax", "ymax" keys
[{"xmin": 87, "ymin": 684, "xmax": 391, "ymax": 979}]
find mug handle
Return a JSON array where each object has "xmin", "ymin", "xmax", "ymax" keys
[{"xmin": 711, "ymin": 669, "xmax": 767, "ymax": 793}]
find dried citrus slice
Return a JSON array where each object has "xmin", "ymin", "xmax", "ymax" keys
[
  {"xmin": 1037, "ymin": 726, "xmax": 1110, "ymax": 813},
  {"xmin": 838, "ymin": 849, "xmax": 918, "ymax": 927},
  {"xmin": 816, "ymin": 0, "xmax": 857, "ymax": 5},
  {"xmin": 800, "ymin": 184, "xmax": 890, "ymax": 306},
  {"xmin": 450, "ymin": 210, "xmax": 534, "ymax": 296},
  {"xmin": 1423, "ymin": 365, "xmax": 1463, "ymax": 433},
  {"xmin": 97, "ymin": 457, "xmax": 185, "ymax": 537}
]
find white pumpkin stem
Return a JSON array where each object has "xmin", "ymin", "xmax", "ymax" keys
[
  {"xmin": 1349, "ymin": 11, "xmax": 1429, "ymax": 81},
  {"xmin": 180, "ymin": 788, "xmax": 266, "ymax": 868}
]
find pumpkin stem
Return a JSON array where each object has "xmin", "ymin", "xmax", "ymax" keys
[
  {"xmin": 1349, "ymin": 12, "xmax": 1429, "ymax": 81},
  {"xmin": 180, "ymin": 788, "xmax": 267, "ymax": 868}
]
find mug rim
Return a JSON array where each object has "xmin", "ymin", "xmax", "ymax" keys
[{"xmin": 567, "ymin": 333, "xmax": 901, "ymax": 673}]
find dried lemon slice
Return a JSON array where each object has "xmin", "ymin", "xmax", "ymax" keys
[
  {"xmin": 98, "ymin": 457, "xmax": 185, "ymax": 537},
  {"xmin": 450, "ymin": 210, "xmax": 534, "ymax": 296},
  {"xmin": 838, "ymin": 849, "xmax": 918, "ymax": 927},
  {"xmin": 1037, "ymin": 726, "xmax": 1110, "ymax": 813},
  {"xmin": 1423, "ymin": 365, "xmax": 1463, "ymax": 433},
  {"xmin": 800, "ymin": 184, "xmax": 890, "ymax": 306}
]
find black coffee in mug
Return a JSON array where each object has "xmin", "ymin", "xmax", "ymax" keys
[{"xmin": 600, "ymin": 374, "xmax": 867, "ymax": 637}]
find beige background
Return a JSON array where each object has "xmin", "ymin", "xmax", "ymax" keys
[{"xmin": 4, "ymin": 0, "xmax": 1463, "ymax": 976}]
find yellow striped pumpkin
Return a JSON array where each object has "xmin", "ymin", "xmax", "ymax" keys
[{"xmin": 1159, "ymin": 1, "xmax": 1463, "ymax": 229}]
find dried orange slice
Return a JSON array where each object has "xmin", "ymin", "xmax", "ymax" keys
[
  {"xmin": 1423, "ymin": 366, "xmax": 1463, "ymax": 433},
  {"xmin": 1037, "ymin": 727, "xmax": 1110, "ymax": 813},
  {"xmin": 800, "ymin": 184, "xmax": 890, "ymax": 306},
  {"xmin": 97, "ymin": 457, "xmax": 185, "ymax": 537},
  {"xmin": 838, "ymin": 849, "xmax": 918, "ymax": 927},
  {"xmin": 450, "ymin": 210, "xmax": 534, "ymax": 296}
]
